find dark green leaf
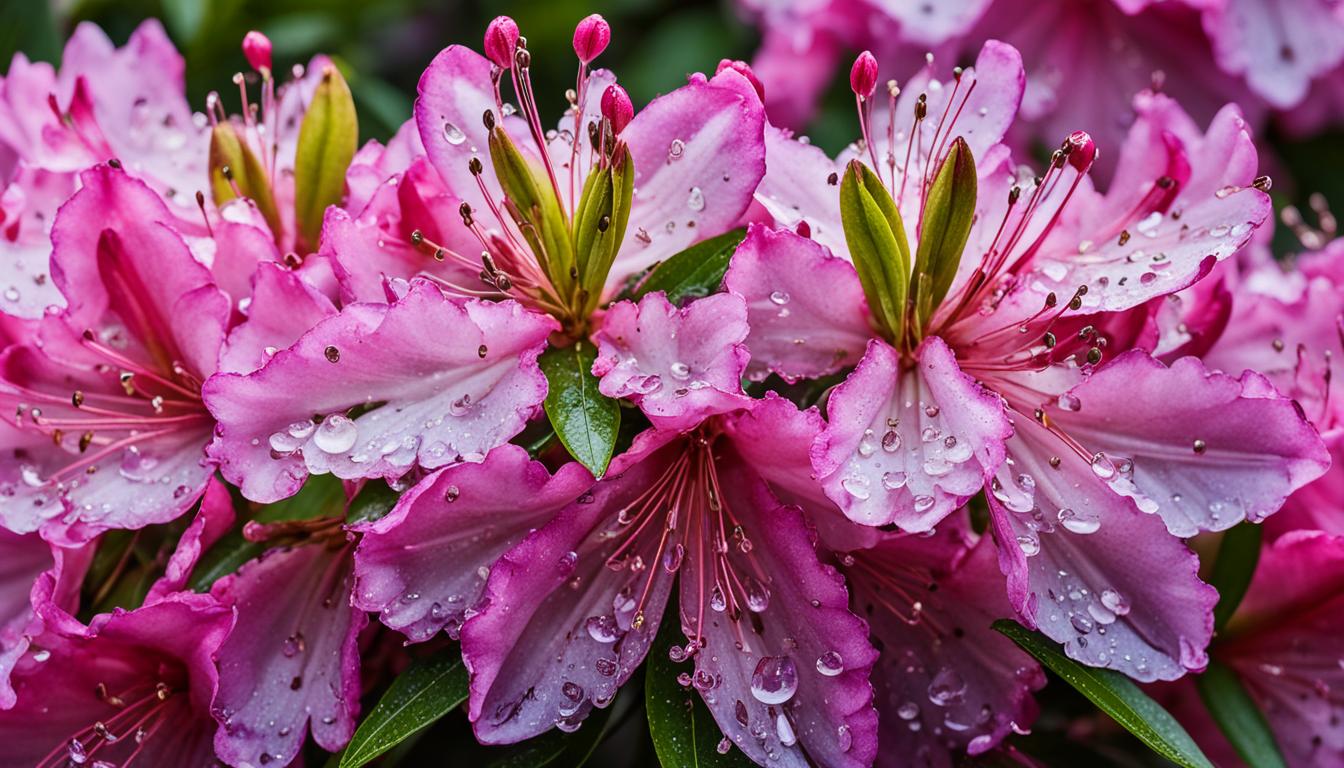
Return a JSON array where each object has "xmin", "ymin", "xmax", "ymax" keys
[
  {"xmin": 1196, "ymin": 660, "xmax": 1286, "ymax": 768},
  {"xmin": 346, "ymin": 480, "xmax": 399, "ymax": 525},
  {"xmin": 539, "ymin": 342, "xmax": 620, "ymax": 477},
  {"xmin": 189, "ymin": 475, "xmax": 344, "ymax": 592},
  {"xmin": 646, "ymin": 603, "xmax": 754, "ymax": 767},
  {"xmin": 339, "ymin": 653, "xmax": 469, "ymax": 768},
  {"xmin": 1209, "ymin": 523, "xmax": 1262, "ymax": 631},
  {"xmin": 912, "ymin": 136, "xmax": 976, "ymax": 327},
  {"xmin": 482, "ymin": 689, "xmax": 622, "ymax": 767},
  {"xmin": 634, "ymin": 227, "xmax": 746, "ymax": 305},
  {"xmin": 993, "ymin": 620, "xmax": 1214, "ymax": 768},
  {"xmin": 294, "ymin": 63, "xmax": 358, "ymax": 251}
]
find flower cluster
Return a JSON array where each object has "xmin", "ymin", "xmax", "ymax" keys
[{"xmin": 0, "ymin": 11, "xmax": 1339, "ymax": 768}]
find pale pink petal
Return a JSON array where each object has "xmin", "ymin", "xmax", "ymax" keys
[
  {"xmin": 211, "ymin": 542, "xmax": 365, "ymax": 765},
  {"xmin": 1045, "ymin": 352, "xmax": 1330, "ymax": 536},
  {"xmin": 1202, "ymin": 0, "xmax": 1344, "ymax": 108},
  {"xmin": 613, "ymin": 68, "xmax": 766, "ymax": 286},
  {"xmin": 204, "ymin": 281, "xmax": 556, "ymax": 503},
  {"xmin": 593, "ymin": 292, "xmax": 751, "ymax": 431},
  {"xmin": 813, "ymin": 337, "xmax": 1011, "ymax": 530},
  {"xmin": 144, "ymin": 477, "xmax": 236, "ymax": 603},
  {"xmin": 0, "ymin": 166, "xmax": 74, "ymax": 318},
  {"xmin": 353, "ymin": 445, "xmax": 593, "ymax": 642},
  {"xmin": 752, "ymin": 127, "xmax": 845, "ymax": 256},
  {"xmin": 986, "ymin": 414, "xmax": 1217, "ymax": 682},
  {"xmin": 414, "ymin": 46, "xmax": 498, "ymax": 222},
  {"xmin": 724, "ymin": 225, "xmax": 871, "ymax": 382},
  {"xmin": 751, "ymin": 27, "xmax": 845, "ymax": 132},
  {"xmin": 218, "ymin": 262, "xmax": 338, "ymax": 375}
]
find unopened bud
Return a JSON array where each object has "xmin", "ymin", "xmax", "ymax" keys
[
  {"xmin": 572, "ymin": 14, "xmax": 611, "ymax": 65},
  {"xmin": 601, "ymin": 84, "xmax": 634, "ymax": 134},
  {"xmin": 850, "ymin": 51, "xmax": 879, "ymax": 99},
  {"xmin": 484, "ymin": 16, "xmax": 520, "ymax": 70},
  {"xmin": 1065, "ymin": 130, "xmax": 1097, "ymax": 173},
  {"xmin": 242, "ymin": 31, "xmax": 272, "ymax": 74}
]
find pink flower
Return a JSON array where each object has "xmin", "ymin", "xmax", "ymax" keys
[
  {"xmin": 1166, "ymin": 531, "xmax": 1344, "ymax": 767},
  {"xmin": 730, "ymin": 44, "xmax": 1328, "ymax": 679},
  {"xmin": 321, "ymin": 15, "xmax": 766, "ymax": 335},
  {"xmin": 0, "ymin": 166, "xmax": 230, "ymax": 544},
  {"xmin": 0, "ymin": 593, "xmax": 233, "ymax": 766}
]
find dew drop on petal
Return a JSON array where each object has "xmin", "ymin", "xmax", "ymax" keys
[
  {"xmin": 815, "ymin": 651, "xmax": 844, "ymax": 676},
  {"xmin": 313, "ymin": 414, "xmax": 358, "ymax": 454},
  {"xmin": 750, "ymin": 655, "xmax": 798, "ymax": 705}
]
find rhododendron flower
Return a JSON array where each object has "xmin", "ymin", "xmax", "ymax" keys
[
  {"xmin": 361, "ymin": 292, "xmax": 878, "ymax": 766},
  {"xmin": 321, "ymin": 14, "xmax": 766, "ymax": 337},
  {"xmin": 732, "ymin": 43, "xmax": 1328, "ymax": 678},
  {"xmin": 1166, "ymin": 531, "xmax": 1344, "ymax": 767},
  {"xmin": 0, "ymin": 593, "xmax": 232, "ymax": 766},
  {"xmin": 0, "ymin": 166, "xmax": 231, "ymax": 544},
  {"xmin": 0, "ymin": 525, "xmax": 90, "ymax": 709}
]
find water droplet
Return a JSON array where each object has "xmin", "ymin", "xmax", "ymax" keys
[
  {"xmin": 1100, "ymin": 589, "xmax": 1130, "ymax": 616},
  {"xmin": 1016, "ymin": 535, "xmax": 1040, "ymax": 556},
  {"xmin": 841, "ymin": 475, "xmax": 871, "ymax": 500},
  {"xmin": 595, "ymin": 657, "xmax": 618, "ymax": 676},
  {"xmin": 1070, "ymin": 613, "xmax": 1094, "ymax": 634},
  {"xmin": 667, "ymin": 139, "xmax": 685, "ymax": 161},
  {"xmin": 913, "ymin": 495, "xmax": 935, "ymax": 513},
  {"xmin": 927, "ymin": 666, "xmax": 967, "ymax": 706},
  {"xmin": 775, "ymin": 710, "xmax": 797, "ymax": 746},
  {"xmin": 717, "ymin": 736, "xmax": 732, "ymax": 754},
  {"xmin": 557, "ymin": 551, "xmax": 578, "ymax": 575},
  {"xmin": 669, "ymin": 361, "xmax": 691, "ymax": 380},
  {"xmin": 443, "ymin": 122, "xmax": 466, "ymax": 145},
  {"xmin": 1057, "ymin": 393, "xmax": 1081, "ymax": 411},
  {"xmin": 1057, "ymin": 507, "xmax": 1101, "ymax": 534},
  {"xmin": 881, "ymin": 430, "xmax": 901, "ymax": 452},
  {"xmin": 897, "ymin": 701, "xmax": 920, "ymax": 720},
  {"xmin": 921, "ymin": 426, "xmax": 940, "ymax": 443},
  {"xmin": 282, "ymin": 633, "xmax": 305, "ymax": 657},
  {"xmin": 815, "ymin": 651, "xmax": 844, "ymax": 676},
  {"xmin": 768, "ymin": 290, "xmax": 790, "ymax": 305},
  {"xmin": 314, "ymin": 414, "xmax": 358, "ymax": 454},
  {"xmin": 837, "ymin": 723, "xmax": 853, "ymax": 751},
  {"xmin": 663, "ymin": 543, "xmax": 685, "ymax": 572},
  {"xmin": 1089, "ymin": 452, "xmax": 1116, "ymax": 480},
  {"xmin": 687, "ymin": 186, "xmax": 705, "ymax": 212},
  {"xmin": 750, "ymin": 655, "xmax": 799, "ymax": 705},
  {"xmin": 287, "ymin": 420, "xmax": 316, "ymax": 439},
  {"xmin": 744, "ymin": 577, "xmax": 770, "ymax": 612},
  {"xmin": 881, "ymin": 471, "xmax": 907, "ymax": 490}
]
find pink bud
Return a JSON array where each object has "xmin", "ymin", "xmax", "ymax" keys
[
  {"xmin": 850, "ymin": 51, "xmax": 878, "ymax": 99},
  {"xmin": 1065, "ymin": 130, "xmax": 1097, "ymax": 173},
  {"xmin": 601, "ymin": 84, "xmax": 634, "ymax": 134},
  {"xmin": 242, "ymin": 31, "xmax": 272, "ymax": 74},
  {"xmin": 573, "ymin": 14, "xmax": 611, "ymax": 65},
  {"xmin": 716, "ymin": 59, "xmax": 765, "ymax": 102},
  {"xmin": 484, "ymin": 16, "xmax": 520, "ymax": 70}
]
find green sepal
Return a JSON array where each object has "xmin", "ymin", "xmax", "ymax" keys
[
  {"xmin": 294, "ymin": 64, "xmax": 358, "ymax": 252},
  {"xmin": 573, "ymin": 146, "xmax": 634, "ymax": 318},
  {"xmin": 839, "ymin": 159, "xmax": 911, "ymax": 345},
  {"xmin": 488, "ymin": 125, "xmax": 574, "ymax": 302},
  {"xmin": 912, "ymin": 136, "xmax": 976, "ymax": 331},
  {"xmin": 208, "ymin": 122, "xmax": 283, "ymax": 243}
]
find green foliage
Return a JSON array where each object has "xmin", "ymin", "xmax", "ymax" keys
[
  {"xmin": 338, "ymin": 652, "xmax": 469, "ymax": 768},
  {"xmin": 540, "ymin": 342, "xmax": 621, "ymax": 476}
]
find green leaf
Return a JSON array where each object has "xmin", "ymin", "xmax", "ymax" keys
[
  {"xmin": 912, "ymin": 136, "xmax": 977, "ymax": 329},
  {"xmin": 189, "ymin": 475, "xmax": 344, "ymax": 592},
  {"xmin": 573, "ymin": 147, "xmax": 635, "ymax": 318},
  {"xmin": 1196, "ymin": 660, "xmax": 1287, "ymax": 768},
  {"xmin": 993, "ymin": 620, "xmax": 1214, "ymax": 768},
  {"xmin": 839, "ymin": 160, "xmax": 910, "ymax": 344},
  {"xmin": 346, "ymin": 480, "xmax": 399, "ymax": 525},
  {"xmin": 539, "ymin": 342, "xmax": 620, "ymax": 477},
  {"xmin": 209, "ymin": 122, "xmax": 283, "ymax": 244},
  {"xmin": 339, "ymin": 653, "xmax": 469, "ymax": 768},
  {"xmin": 634, "ymin": 227, "xmax": 746, "ymax": 305},
  {"xmin": 646, "ymin": 604, "xmax": 754, "ymax": 767},
  {"xmin": 1209, "ymin": 523, "xmax": 1262, "ymax": 631},
  {"xmin": 294, "ymin": 63, "xmax": 358, "ymax": 252}
]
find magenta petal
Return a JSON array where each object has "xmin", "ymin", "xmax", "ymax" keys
[
  {"xmin": 204, "ymin": 281, "xmax": 556, "ymax": 503},
  {"xmin": 353, "ymin": 445, "xmax": 593, "ymax": 642},
  {"xmin": 461, "ymin": 453, "xmax": 677, "ymax": 743},
  {"xmin": 752, "ymin": 127, "xmax": 845, "ymax": 256},
  {"xmin": 0, "ymin": 530, "xmax": 91, "ymax": 709},
  {"xmin": 210, "ymin": 542, "xmax": 365, "ymax": 764},
  {"xmin": 986, "ymin": 415, "xmax": 1217, "ymax": 682},
  {"xmin": 1216, "ymin": 531, "xmax": 1344, "ymax": 767},
  {"xmin": 679, "ymin": 472, "xmax": 878, "ymax": 767},
  {"xmin": 724, "ymin": 225, "xmax": 871, "ymax": 382},
  {"xmin": 144, "ymin": 477, "xmax": 235, "ymax": 603},
  {"xmin": 414, "ymin": 46, "xmax": 499, "ymax": 223},
  {"xmin": 614, "ymin": 68, "xmax": 766, "ymax": 285},
  {"xmin": 219, "ymin": 262, "xmax": 338, "ymax": 374},
  {"xmin": 1046, "ymin": 352, "xmax": 1330, "ymax": 536},
  {"xmin": 814, "ymin": 337, "xmax": 1011, "ymax": 530},
  {"xmin": 851, "ymin": 535, "xmax": 1043, "ymax": 765},
  {"xmin": 593, "ymin": 292, "xmax": 751, "ymax": 431}
]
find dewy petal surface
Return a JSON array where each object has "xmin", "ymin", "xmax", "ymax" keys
[
  {"xmin": 814, "ymin": 337, "xmax": 1011, "ymax": 531},
  {"xmin": 204, "ymin": 281, "xmax": 555, "ymax": 503},
  {"xmin": 353, "ymin": 445, "xmax": 594, "ymax": 642},
  {"xmin": 593, "ymin": 292, "xmax": 751, "ymax": 432},
  {"xmin": 1044, "ymin": 352, "xmax": 1329, "ymax": 536}
]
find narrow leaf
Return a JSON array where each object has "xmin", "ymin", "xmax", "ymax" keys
[
  {"xmin": 1196, "ymin": 660, "xmax": 1287, "ymax": 768},
  {"xmin": 540, "ymin": 342, "xmax": 620, "ymax": 477},
  {"xmin": 1209, "ymin": 522, "xmax": 1261, "ymax": 631},
  {"xmin": 993, "ymin": 620, "xmax": 1215, "ymax": 768},
  {"xmin": 346, "ymin": 480, "xmax": 399, "ymax": 525},
  {"xmin": 294, "ymin": 64, "xmax": 358, "ymax": 251},
  {"xmin": 646, "ymin": 603, "xmax": 754, "ymax": 767},
  {"xmin": 339, "ymin": 653, "xmax": 469, "ymax": 768},
  {"xmin": 912, "ymin": 136, "xmax": 976, "ymax": 328},
  {"xmin": 634, "ymin": 227, "xmax": 746, "ymax": 305}
]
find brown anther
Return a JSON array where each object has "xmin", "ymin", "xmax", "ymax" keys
[
  {"xmin": 107, "ymin": 158, "xmax": 122, "ymax": 170},
  {"xmin": 1043, "ymin": 332, "xmax": 1056, "ymax": 348},
  {"xmin": 1252, "ymin": 175, "xmax": 1272, "ymax": 192},
  {"xmin": 220, "ymin": 164, "xmax": 234, "ymax": 181},
  {"xmin": 155, "ymin": 682, "xmax": 171, "ymax": 701},
  {"xmin": 597, "ymin": 215, "xmax": 611, "ymax": 232},
  {"xmin": 1155, "ymin": 175, "xmax": 1175, "ymax": 189},
  {"xmin": 514, "ymin": 48, "xmax": 531, "ymax": 69},
  {"xmin": 50, "ymin": 429, "xmax": 63, "ymax": 447},
  {"xmin": 119, "ymin": 372, "xmax": 135, "ymax": 395},
  {"xmin": 1044, "ymin": 292, "xmax": 1058, "ymax": 308},
  {"xmin": 433, "ymin": 248, "xmax": 446, "ymax": 261},
  {"xmin": 283, "ymin": 252, "xmax": 304, "ymax": 269},
  {"xmin": 1192, "ymin": 438, "xmax": 1207, "ymax": 454},
  {"xmin": 1049, "ymin": 456, "xmax": 1062, "ymax": 469},
  {"xmin": 1086, "ymin": 347, "xmax": 1102, "ymax": 365},
  {"xmin": 468, "ymin": 157, "xmax": 484, "ymax": 176},
  {"xmin": 72, "ymin": 390, "xmax": 84, "ymax": 407},
  {"xmin": 482, "ymin": 109, "xmax": 496, "ymax": 130},
  {"xmin": 1118, "ymin": 230, "xmax": 1131, "ymax": 246},
  {"xmin": 409, "ymin": 230, "xmax": 424, "ymax": 245},
  {"xmin": 79, "ymin": 431, "xmax": 94, "ymax": 453},
  {"xmin": 827, "ymin": 172, "xmax": 839, "ymax": 185},
  {"xmin": 914, "ymin": 94, "xmax": 927, "ymax": 120},
  {"xmin": 95, "ymin": 682, "xmax": 127, "ymax": 708},
  {"xmin": 1008, "ymin": 186, "xmax": 1022, "ymax": 205}
]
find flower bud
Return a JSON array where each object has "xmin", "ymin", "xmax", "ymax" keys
[
  {"xmin": 716, "ymin": 59, "xmax": 765, "ymax": 102},
  {"xmin": 242, "ymin": 31, "xmax": 272, "ymax": 74},
  {"xmin": 1065, "ymin": 130, "xmax": 1097, "ymax": 173},
  {"xmin": 850, "ymin": 51, "xmax": 879, "ymax": 99},
  {"xmin": 573, "ymin": 14, "xmax": 611, "ymax": 65},
  {"xmin": 601, "ymin": 84, "xmax": 634, "ymax": 134},
  {"xmin": 484, "ymin": 16, "xmax": 520, "ymax": 70}
]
